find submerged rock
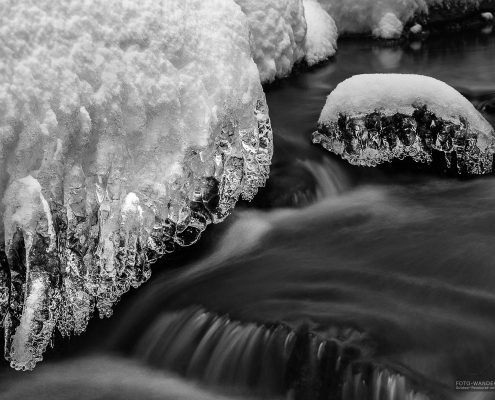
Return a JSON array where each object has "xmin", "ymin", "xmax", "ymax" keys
[
  {"xmin": 0, "ymin": 0, "xmax": 272, "ymax": 370},
  {"xmin": 313, "ymin": 74, "xmax": 495, "ymax": 174},
  {"xmin": 373, "ymin": 12, "xmax": 404, "ymax": 39}
]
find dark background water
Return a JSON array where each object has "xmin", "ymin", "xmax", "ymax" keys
[{"xmin": 2, "ymin": 27, "xmax": 495, "ymax": 400}]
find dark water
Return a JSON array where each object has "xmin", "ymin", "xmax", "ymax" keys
[{"xmin": 3, "ymin": 29, "xmax": 495, "ymax": 400}]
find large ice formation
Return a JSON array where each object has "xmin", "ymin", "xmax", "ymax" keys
[
  {"xmin": 0, "ymin": 0, "xmax": 273, "ymax": 370},
  {"xmin": 313, "ymin": 74, "xmax": 495, "ymax": 174},
  {"xmin": 303, "ymin": 0, "xmax": 338, "ymax": 66},
  {"xmin": 235, "ymin": 0, "xmax": 308, "ymax": 83}
]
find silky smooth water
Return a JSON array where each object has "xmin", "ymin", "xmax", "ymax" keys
[{"xmin": 2, "ymin": 29, "xmax": 495, "ymax": 400}]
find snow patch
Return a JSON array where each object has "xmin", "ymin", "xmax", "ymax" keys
[
  {"xmin": 373, "ymin": 12, "xmax": 404, "ymax": 39},
  {"xmin": 235, "ymin": 0, "xmax": 307, "ymax": 83},
  {"xmin": 303, "ymin": 0, "xmax": 338, "ymax": 66},
  {"xmin": 410, "ymin": 23, "xmax": 423, "ymax": 34},
  {"xmin": 481, "ymin": 12, "xmax": 494, "ymax": 21}
]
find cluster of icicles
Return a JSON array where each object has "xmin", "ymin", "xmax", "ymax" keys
[{"xmin": 0, "ymin": 99, "xmax": 273, "ymax": 371}]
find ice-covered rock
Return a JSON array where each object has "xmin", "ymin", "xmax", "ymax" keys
[
  {"xmin": 303, "ymin": 0, "xmax": 338, "ymax": 66},
  {"xmin": 313, "ymin": 74, "xmax": 495, "ymax": 174},
  {"xmin": 235, "ymin": 0, "xmax": 307, "ymax": 83},
  {"xmin": 0, "ymin": 0, "xmax": 273, "ymax": 370}
]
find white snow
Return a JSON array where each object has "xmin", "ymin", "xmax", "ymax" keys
[
  {"xmin": 1, "ymin": 0, "xmax": 264, "ymax": 192},
  {"xmin": 372, "ymin": 12, "xmax": 404, "ymax": 39},
  {"xmin": 481, "ymin": 12, "xmax": 494, "ymax": 21},
  {"xmin": 235, "ymin": 0, "xmax": 307, "ymax": 83},
  {"xmin": 410, "ymin": 23, "xmax": 423, "ymax": 34},
  {"xmin": 319, "ymin": 74, "xmax": 495, "ymax": 150},
  {"xmin": 303, "ymin": 0, "xmax": 338, "ymax": 66},
  {"xmin": 237, "ymin": 0, "xmax": 340, "ymax": 79},
  {"xmin": 0, "ymin": 0, "xmax": 273, "ymax": 370},
  {"xmin": 121, "ymin": 192, "xmax": 142, "ymax": 215},
  {"xmin": 121, "ymin": 192, "xmax": 143, "ymax": 232}
]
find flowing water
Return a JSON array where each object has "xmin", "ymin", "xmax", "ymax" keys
[{"xmin": 2, "ymin": 29, "xmax": 495, "ymax": 400}]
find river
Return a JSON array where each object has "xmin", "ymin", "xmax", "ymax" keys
[{"xmin": 2, "ymin": 27, "xmax": 495, "ymax": 400}]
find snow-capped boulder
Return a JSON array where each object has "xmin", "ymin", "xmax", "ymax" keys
[
  {"xmin": 303, "ymin": 0, "xmax": 338, "ymax": 66},
  {"xmin": 235, "ymin": 0, "xmax": 307, "ymax": 83},
  {"xmin": 313, "ymin": 74, "xmax": 495, "ymax": 174},
  {"xmin": 0, "ymin": 0, "xmax": 273, "ymax": 370}
]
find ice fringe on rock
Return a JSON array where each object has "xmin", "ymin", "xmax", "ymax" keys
[
  {"xmin": 313, "ymin": 74, "xmax": 495, "ymax": 174},
  {"xmin": 481, "ymin": 11, "xmax": 494, "ymax": 21},
  {"xmin": 303, "ymin": 0, "xmax": 338, "ymax": 66},
  {"xmin": 373, "ymin": 12, "xmax": 404, "ymax": 39},
  {"xmin": 0, "ymin": 0, "xmax": 273, "ymax": 370}
]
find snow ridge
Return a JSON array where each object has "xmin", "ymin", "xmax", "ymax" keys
[{"xmin": 304, "ymin": 0, "xmax": 339, "ymax": 65}]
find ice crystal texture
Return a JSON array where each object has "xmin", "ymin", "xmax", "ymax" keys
[
  {"xmin": 0, "ymin": 0, "xmax": 273, "ymax": 370},
  {"xmin": 235, "ymin": 0, "xmax": 308, "ymax": 83},
  {"xmin": 313, "ymin": 74, "xmax": 495, "ymax": 174},
  {"xmin": 303, "ymin": 0, "xmax": 338, "ymax": 66}
]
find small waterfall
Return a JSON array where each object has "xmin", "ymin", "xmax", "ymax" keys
[
  {"xmin": 134, "ymin": 307, "xmax": 433, "ymax": 400},
  {"xmin": 251, "ymin": 156, "xmax": 351, "ymax": 208},
  {"xmin": 135, "ymin": 308, "xmax": 290, "ymax": 395},
  {"xmin": 298, "ymin": 158, "xmax": 350, "ymax": 201}
]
